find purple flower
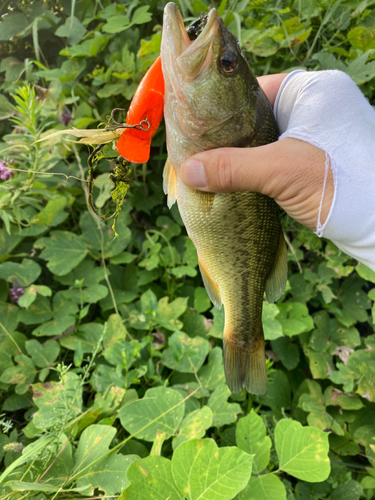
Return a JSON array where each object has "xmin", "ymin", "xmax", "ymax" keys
[
  {"xmin": 0, "ymin": 159, "xmax": 14, "ymax": 181},
  {"xmin": 61, "ymin": 109, "xmax": 73, "ymax": 126},
  {"xmin": 10, "ymin": 284, "xmax": 24, "ymax": 303}
]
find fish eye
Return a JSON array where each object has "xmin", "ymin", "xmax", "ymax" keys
[{"xmin": 219, "ymin": 52, "xmax": 238, "ymax": 73}]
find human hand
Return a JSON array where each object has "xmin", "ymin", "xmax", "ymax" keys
[{"xmin": 180, "ymin": 73, "xmax": 333, "ymax": 232}]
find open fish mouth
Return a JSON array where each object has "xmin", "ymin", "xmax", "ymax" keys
[{"xmin": 162, "ymin": 3, "xmax": 221, "ymax": 79}]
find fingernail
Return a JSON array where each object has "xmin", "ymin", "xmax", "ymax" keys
[{"xmin": 181, "ymin": 160, "xmax": 207, "ymax": 188}]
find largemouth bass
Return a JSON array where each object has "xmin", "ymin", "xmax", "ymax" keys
[{"xmin": 161, "ymin": 3, "xmax": 288, "ymax": 394}]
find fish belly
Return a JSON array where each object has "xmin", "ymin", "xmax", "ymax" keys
[{"xmin": 177, "ymin": 178, "xmax": 281, "ymax": 394}]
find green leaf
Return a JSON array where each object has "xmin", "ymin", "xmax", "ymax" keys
[
  {"xmin": 25, "ymin": 339, "xmax": 59, "ymax": 368},
  {"xmin": 271, "ymin": 336, "xmax": 300, "ymax": 370},
  {"xmin": 119, "ymin": 387, "xmax": 185, "ymax": 441},
  {"xmin": 236, "ymin": 410, "xmax": 272, "ymax": 474},
  {"xmin": 102, "ymin": 15, "xmax": 131, "ymax": 33},
  {"xmin": 207, "ymin": 385, "xmax": 241, "ymax": 427},
  {"xmin": 194, "ymin": 287, "xmax": 211, "ymax": 313},
  {"xmin": 346, "ymin": 51, "xmax": 375, "ymax": 85},
  {"xmin": 357, "ymin": 262, "xmax": 375, "ymax": 283},
  {"xmin": 348, "ymin": 26, "xmax": 375, "ymax": 51},
  {"xmin": 239, "ymin": 474, "xmax": 287, "ymax": 500},
  {"xmin": 0, "ymin": 302, "xmax": 19, "ymax": 335},
  {"xmin": 263, "ymin": 302, "xmax": 283, "ymax": 340},
  {"xmin": 32, "ymin": 195, "xmax": 67, "ymax": 225},
  {"xmin": 277, "ymin": 302, "xmax": 314, "ymax": 337},
  {"xmin": 131, "ymin": 6, "xmax": 153, "ymax": 25},
  {"xmin": 32, "ymin": 315, "xmax": 75, "ymax": 337},
  {"xmin": 173, "ymin": 406, "xmax": 213, "ymax": 450},
  {"xmin": 330, "ymin": 479, "xmax": 363, "ymax": 500},
  {"xmin": 35, "ymin": 231, "xmax": 88, "ymax": 276},
  {"xmin": 0, "ymin": 12, "xmax": 28, "ymax": 41},
  {"xmin": 74, "ymin": 425, "xmax": 137, "ymax": 495},
  {"xmin": 161, "ymin": 331, "xmax": 209, "ymax": 373},
  {"xmin": 198, "ymin": 347, "xmax": 226, "ymax": 390},
  {"xmin": 258, "ymin": 370, "xmax": 291, "ymax": 416},
  {"xmin": 275, "ymin": 419, "xmax": 330, "ymax": 482},
  {"xmin": 32, "ymin": 372, "xmax": 82, "ymax": 430},
  {"xmin": 0, "ymin": 354, "xmax": 36, "ymax": 391},
  {"xmin": 207, "ymin": 307, "xmax": 225, "ymax": 338},
  {"xmin": 120, "ymin": 456, "xmax": 183, "ymax": 500},
  {"xmin": 0, "ymin": 259, "xmax": 41, "ymax": 287},
  {"xmin": 171, "ymin": 438, "xmax": 252, "ymax": 500},
  {"xmin": 55, "ymin": 16, "xmax": 86, "ymax": 45}
]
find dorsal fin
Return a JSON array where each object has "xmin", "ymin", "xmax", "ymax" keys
[
  {"xmin": 265, "ymin": 230, "xmax": 288, "ymax": 303},
  {"xmin": 163, "ymin": 158, "xmax": 178, "ymax": 208},
  {"xmin": 198, "ymin": 253, "xmax": 222, "ymax": 309}
]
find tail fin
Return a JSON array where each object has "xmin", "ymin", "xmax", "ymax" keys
[{"xmin": 223, "ymin": 335, "xmax": 266, "ymax": 395}]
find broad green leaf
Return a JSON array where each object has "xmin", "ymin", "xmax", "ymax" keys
[
  {"xmin": 119, "ymin": 387, "xmax": 185, "ymax": 441},
  {"xmin": 171, "ymin": 438, "xmax": 252, "ymax": 500},
  {"xmin": 33, "ymin": 195, "xmax": 67, "ymax": 225},
  {"xmin": 194, "ymin": 287, "xmax": 211, "ymax": 313},
  {"xmin": 161, "ymin": 331, "xmax": 209, "ymax": 373},
  {"xmin": 239, "ymin": 474, "xmax": 287, "ymax": 500},
  {"xmin": 263, "ymin": 302, "xmax": 283, "ymax": 340},
  {"xmin": 0, "ymin": 301, "xmax": 19, "ymax": 335},
  {"xmin": 277, "ymin": 302, "xmax": 314, "ymax": 337},
  {"xmin": 102, "ymin": 15, "xmax": 131, "ymax": 33},
  {"xmin": 103, "ymin": 313, "xmax": 127, "ymax": 347},
  {"xmin": 346, "ymin": 51, "xmax": 375, "ymax": 86},
  {"xmin": 258, "ymin": 370, "xmax": 291, "ymax": 416},
  {"xmin": 0, "ymin": 259, "xmax": 41, "ymax": 287},
  {"xmin": 74, "ymin": 425, "xmax": 137, "ymax": 495},
  {"xmin": 17, "ymin": 296, "xmax": 52, "ymax": 325},
  {"xmin": 120, "ymin": 456, "xmax": 183, "ymax": 500},
  {"xmin": 275, "ymin": 419, "xmax": 330, "ymax": 481},
  {"xmin": 330, "ymin": 479, "xmax": 363, "ymax": 500},
  {"xmin": 348, "ymin": 26, "xmax": 375, "ymax": 51},
  {"xmin": 32, "ymin": 372, "xmax": 82, "ymax": 430},
  {"xmin": 198, "ymin": 347, "xmax": 226, "ymax": 390},
  {"xmin": 298, "ymin": 381, "xmax": 344, "ymax": 435},
  {"xmin": 0, "ymin": 12, "xmax": 28, "ymax": 40},
  {"xmin": 357, "ymin": 262, "xmax": 375, "ymax": 283},
  {"xmin": 271, "ymin": 336, "xmax": 300, "ymax": 370},
  {"xmin": 63, "ymin": 283, "xmax": 108, "ymax": 304},
  {"xmin": 131, "ymin": 6, "xmax": 153, "ymax": 25},
  {"xmin": 208, "ymin": 385, "xmax": 241, "ymax": 427},
  {"xmin": 236, "ymin": 410, "xmax": 271, "ymax": 474},
  {"xmin": 25, "ymin": 339, "xmax": 60, "ymax": 367},
  {"xmin": 32, "ymin": 315, "xmax": 75, "ymax": 337},
  {"xmin": 173, "ymin": 406, "xmax": 213, "ymax": 450},
  {"xmin": 55, "ymin": 16, "xmax": 86, "ymax": 44},
  {"xmin": 0, "ymin": 354, "xmax": 36, "ymax": 391},
  {"xmin": 207, "ymin": 307, "xmax": 225, "ymax": 338},
  {"xmin": 35, "ymin": 231, "xmax": 88, "ymax": 276}
]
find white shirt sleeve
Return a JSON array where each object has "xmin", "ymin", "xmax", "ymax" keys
[{"xmin": 273, "ymin": 69, "xmax": 375, "ymax": 271}]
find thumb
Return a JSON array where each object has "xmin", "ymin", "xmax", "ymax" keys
[{"xmin": 180, "ymin": 142, "xmax": 286, "ymax": 196}]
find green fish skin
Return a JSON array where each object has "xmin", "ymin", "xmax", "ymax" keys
[{"xmin": 161, "ymin": 3, "xmax": 288, "ymax": 394}]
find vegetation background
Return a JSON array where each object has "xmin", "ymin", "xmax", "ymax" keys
[{"xmin": 0, "ymin": 0, "xmax": 375, "ymax": 498}]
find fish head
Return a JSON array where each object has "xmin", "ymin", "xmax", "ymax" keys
[{"xmin": 161, "ymin": 2, "xmax": 261, "ymax": 152}]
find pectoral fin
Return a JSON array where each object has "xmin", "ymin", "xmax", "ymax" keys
[
  {"xmin": 198, "ymin": 253, "xmax": 222, "ymax": 309},
  {"xmin": 163, "ymin": 158, "xmax": 178, "ymax": 208},
  {"xmin": 265, "ymin": 231, "xmax": 288, "ymax": 303}
]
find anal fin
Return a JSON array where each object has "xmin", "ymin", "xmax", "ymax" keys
[
  {"xmin": 198, "ymin": 253, "xmax": 222, "ymax": 309},
  {"xmin": 163, "ymin": 158, "xmax": 178, "ymax": 208},
  {"xmin": 265, "ymin": 230, "xmax": 288, "ymax": 303},
  {"xmin": 223, "ymin": 335, "xmax": 266, "ymax": 395}
]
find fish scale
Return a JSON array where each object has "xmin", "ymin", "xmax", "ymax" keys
[{"xmin": 162, "ymin": 3, "xmax": 288, "ymax": 394}]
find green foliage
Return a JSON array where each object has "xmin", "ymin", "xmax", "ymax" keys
[{"xmin": 0, "ymin": 0, "xmax": 375, "ymax": 499}]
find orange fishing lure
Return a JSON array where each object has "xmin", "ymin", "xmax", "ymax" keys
[{"xmin": 116, "ymin": 56, "xmax": 165, "ymax": 163}]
